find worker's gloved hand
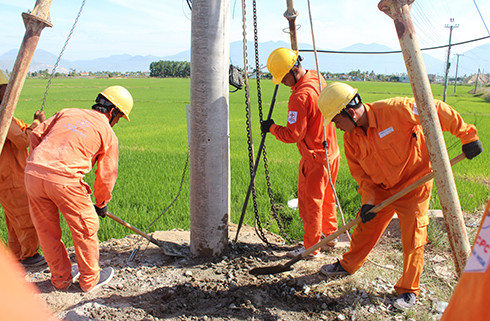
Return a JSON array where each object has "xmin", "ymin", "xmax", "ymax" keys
[
  {"xmin": 33, "ymin": 110, "xmax": 46, "ymax": 123},
  {"xmin": 261, "ymin": 119, "xmax": 275, "ymax": 134},
  {"xmin": 360, "ymin": 204, "xmax": 376, "ymax": 223},
  {"xmin": 462, "ymin": 140, "xmax": 483, "ymax": 160},
  {"xmin": 94, "ymin": 205, "xmax": 107, "ymax": 218}
]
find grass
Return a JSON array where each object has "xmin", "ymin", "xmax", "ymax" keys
[{"xmin": 1, "ymin": 78, "xmax": 489, "ymax": 249}]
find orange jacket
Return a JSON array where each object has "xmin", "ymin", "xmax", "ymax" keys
[
  {"xmin": 0, "ymin": 117, "xmax": 40, "ymax": 190},
  {"xmin": 441, "ymin": 197, "xmax": 490, "ymax": 321},
  {"xmin": 25, "ymin": 108, "xmax": 119, "ymax": 207},
  {"xmin": 270, "ymin": 70, "xmax": 339, "ymax": 162},
  {"xmin": 344, "ymin": 97, "xmax": 479, "ymax": 204},
  {"xmin": 0, "ymin": 242, "xmax": 59, "ymax": 321}
]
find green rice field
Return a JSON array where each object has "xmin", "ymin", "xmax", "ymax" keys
[{"xmin": 1, "ymin": 77, "xmax": 488, "ymax": 247}]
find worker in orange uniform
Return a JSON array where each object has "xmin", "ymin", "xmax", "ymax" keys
[
  {"xmin": 24, "ymin": 86, "xmax": 134, "ymax": 292},
  {"xmin": 440, "ymin": 196, "xmax": 490, "ymax": 321},
  {"xmin": 0, "ymin": 241, "xmax": 59, "ymax": 321},
  {"xmin": 317, "ymin": 82, "xmax": 482, "ymax": 310},
  {"xmin": 264, "ymin": 48, "xmax": 340, "ymax": 258},
  {"xmin": 0, "ymin": 70, "xmax": 46, "ymax": 267}
]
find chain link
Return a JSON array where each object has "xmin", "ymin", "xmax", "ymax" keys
[
  {"xmin": 40, "ymin": 0, "xmax": 86, "ymax": 111},
  {"xmin": 250, "ymin": 0, "xmax": 294, "ymax": 245},
  {"xmin": 240, "ymin": 0, "xmax": 271, "ymax": 246}
]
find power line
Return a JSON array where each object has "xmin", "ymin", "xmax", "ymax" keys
[
  {"xmin": 299, "ymin": 35, "xmax": 490, "ymax": 55},
  {"xmin": 472, "ymin": 0, "xmax": 490, "ymax": 36}
]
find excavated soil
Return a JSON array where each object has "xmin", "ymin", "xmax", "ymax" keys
[{"xmin": 24, "ymin": 215, "xmax": 474, "ymax": 321}]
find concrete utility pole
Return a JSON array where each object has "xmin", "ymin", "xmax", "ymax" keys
[
  {"xmin": 189, "ymin": 0, "xmax": 231, "ymax": 257},
  {"xmin": 443, "ymin": 18, "xmax": 459, "ymax": 102},
  {"xmin": 0, "ymin": 0, "xmax": 53, "ymax": 152},
  {"xmin": 453, "ymin": 53, "xmax": 463, "ymax": 94},
  {"xmin": 473, "ymin": 68, "xmax": 480, "ymax": 94},
  {"xmin": 378, "ymin": 0, "xmax": 470, "ymax": 276}
]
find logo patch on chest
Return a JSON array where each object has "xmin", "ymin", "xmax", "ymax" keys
[
  {"xmin": 413, "ymin": 102, "xmax": 419, "ymax": 115},
  {"xmin": 378, "ymin": 126, "xmax": 394, "ymax": 138},
  {"xmin": 288, "ymin": 111, "xmax": 298, "ymax": 124}
]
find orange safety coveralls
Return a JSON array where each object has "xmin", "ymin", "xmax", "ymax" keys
[
  {"xmin": 270, "ymin": 70, "xmax": 340, "ymax": 253},
  {"xmin": 340, "ymin": 97, "xmax": 479, "ymax": 296},
  {"xmin": 0, "ymin": 117, "xmax": 40, "ymax": 260},
  {"xmin": 440, "ymin": 196, "xmax": 490, "ymax": 321},
  {"xmin": 0, "ymin": 241, "xmax": 59, "ymax": 321},
  {"xmin": 25, "ymin": 108, "xmax": 119, "ymax": 292}
]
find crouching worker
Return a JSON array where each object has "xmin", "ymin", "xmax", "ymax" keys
[
  {"xmin": 25, "ymin": 86, "xmax": 134, "ymax": 292},
  {"xmin": 316, "ymin": 82, "xmax": 482, "ymax": 311},
  {"xmin": 0, "ymin": 70, "xmax": 46, "ymax": 267}
]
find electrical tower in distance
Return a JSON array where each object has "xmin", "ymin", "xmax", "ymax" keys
[{"xmin": 443, "ymin": 18, "xmax": 459, "ymax": 102}]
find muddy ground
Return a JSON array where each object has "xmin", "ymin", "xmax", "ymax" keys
[{"xmin": 25, "ymin": 212, "xmax": 477, "ymax": 321}]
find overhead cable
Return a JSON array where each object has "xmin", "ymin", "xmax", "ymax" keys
[
  {"xmin": 472, "ymin": 0, "xmax": 490, "ymax": 36},
  {"xmin": 299, "ymin": 35, "xmax": 490, "ymax": 55}
]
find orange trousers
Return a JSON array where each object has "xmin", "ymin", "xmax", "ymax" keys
[
  {"xmin": 0, "ymin": 242, "xmax": 59, "ymax": 321},
  {"xmin": 298, "ymin": 154, "xmax": 340, "ymax": 253},
  {"xmin": 340, "ymin": 180, "xmax": 432, "ymax": 295},
  {"xmin": 0, "ymin": 185, "xmax": 40, "ymax": 260},
  {"xmin": 25, "ymin": 175, "xmax": 101, "ymax": 291}
]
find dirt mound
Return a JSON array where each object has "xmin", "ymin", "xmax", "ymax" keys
[{"xmin": 26, "ymin": 222, "xmax": 457, "ymax": 321}]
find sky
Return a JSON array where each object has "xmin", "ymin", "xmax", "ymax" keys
[{"xmin": 1, "ymin": 0, "xmax": 489, "ymax": 65}]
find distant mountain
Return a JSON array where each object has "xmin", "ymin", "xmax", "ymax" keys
[
  {"xmin": 448, "ymin": 42, "xmax": 490, "ymax": 76},
  {"xmin": 1, "ymin": 40, "xmax": 487, "ymax": 75}
]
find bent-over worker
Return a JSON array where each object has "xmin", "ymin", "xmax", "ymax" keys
[
  {"xmin": 265, "ymin": 48, "xmax": 340, "ymax": 257},
  {"xmin": 25, "ymin": 86, "xmax": 134, "ymax": 292},
  {"xmin": 317, "ymin": 82, "xmax": 482, "ymax": 310},
  {"xmin": 0, "ymin": 70, "xmax": 46, "ymax": 267}
]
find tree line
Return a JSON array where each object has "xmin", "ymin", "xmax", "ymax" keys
[{"xmin": 149, "ymin": 60, "xmax": 190, "ymax": 78}]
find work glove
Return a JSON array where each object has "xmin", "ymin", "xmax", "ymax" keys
[
  {"xmin": 33, "ymin": 110, "xmax": 46, "ymax": 123},
  {"xmin": 261, "ymin": 119, "xmax": 275, "ymax": 134},
  {"xmin": 360, "ymin": 204, "xmax": 376, "ymax": 223},
  {"xmin": 94, "ymin": 205, "xmax": 107, "ymax": 218},
  {"xmin": 462, "ymin": 140, "xmax": 483, "ymax": 160}
]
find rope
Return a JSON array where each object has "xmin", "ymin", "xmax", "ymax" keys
[
  {"xmin": 306, "ymin": 0, "xmax": 350, "ymax": 241},
  {"xmin": 40, "ymin": 0, "xmax": 87, "ymax": 112}
]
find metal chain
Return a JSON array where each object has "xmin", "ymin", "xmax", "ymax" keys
[
  {"xmin": 130, "ymin": 149, "xmax": 190, "ymax": 261},
  {"xmin": 241, "ymin": 0, "xmax": 271, "ymax": 246},
  {"xmin": 40, "ymin": 0, "xmax": 87, "ymax": 111},
  {"xmin": 144, "ymin": 150, "xmax": 190, "ymax": 234},
  {"xmin": 252, "ymin": 0, "xmax": 295, "ymax": 244}
]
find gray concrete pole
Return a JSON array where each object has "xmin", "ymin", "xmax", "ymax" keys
[
  {"xmin": 190, "ymin": 0, "xmax": 231, "ymax": 257},
  {"xmin": 453, "ymin": 54, "xmax": 462, "ymax": 94},
  {"xmin": 0, "ymin": 0, "xmax": 52, "ymax": 152},
  {"xmin": 378, "ymin": 0, "xmax": 470, "ymax": 276},
  {"xmin": 443, "ymin": 19, "xmax": 458, "ymax": 102}
]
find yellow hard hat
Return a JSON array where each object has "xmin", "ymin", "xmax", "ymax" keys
[
  {"xmin": 318, "ymin": 82, "xmax": 358, "ymax": 123},
  {"xmin": 0, "ymin": 70, "xmax": 9, "ymax": 85},
  {"xmin": 99, "ymin": 86, "xmax": 133, "ymax": 121},
  {"xmin": 267, "ymin": 48, "xmax": 299, "ymax": 85}
]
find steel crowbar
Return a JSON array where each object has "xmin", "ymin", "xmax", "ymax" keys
[
  {"xmin": 106, "ymin": 212, "xmax": 186, "ymax": 257},
  {"xmin": 250, "ymin": 153, "xmax": 466, "ymax": 275}
]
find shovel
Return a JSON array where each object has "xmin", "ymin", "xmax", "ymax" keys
[
  {"xmin": 250, "ymin": 152, "xmax": 466, "ymax": 275},
  {"xmin": 106, "ymin": 212, "xmax": 186, "ymax": 257}
]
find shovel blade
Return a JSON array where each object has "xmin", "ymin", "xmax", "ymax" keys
[
  {"xmin": 249, "ymin": 264, "xmax": 292, "ymax": 276},
  {"xmin": 155, "ymin": 239, "xmax": 187, "ymax": 257}
]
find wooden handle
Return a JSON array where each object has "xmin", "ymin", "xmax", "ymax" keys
[
  {"xmin": 300, "ymin": 152, "xmax": 466, "ymax": 258},
  {"xmin": 106, "ymin": 212, "xmax": 155, "ymax": 244}
]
